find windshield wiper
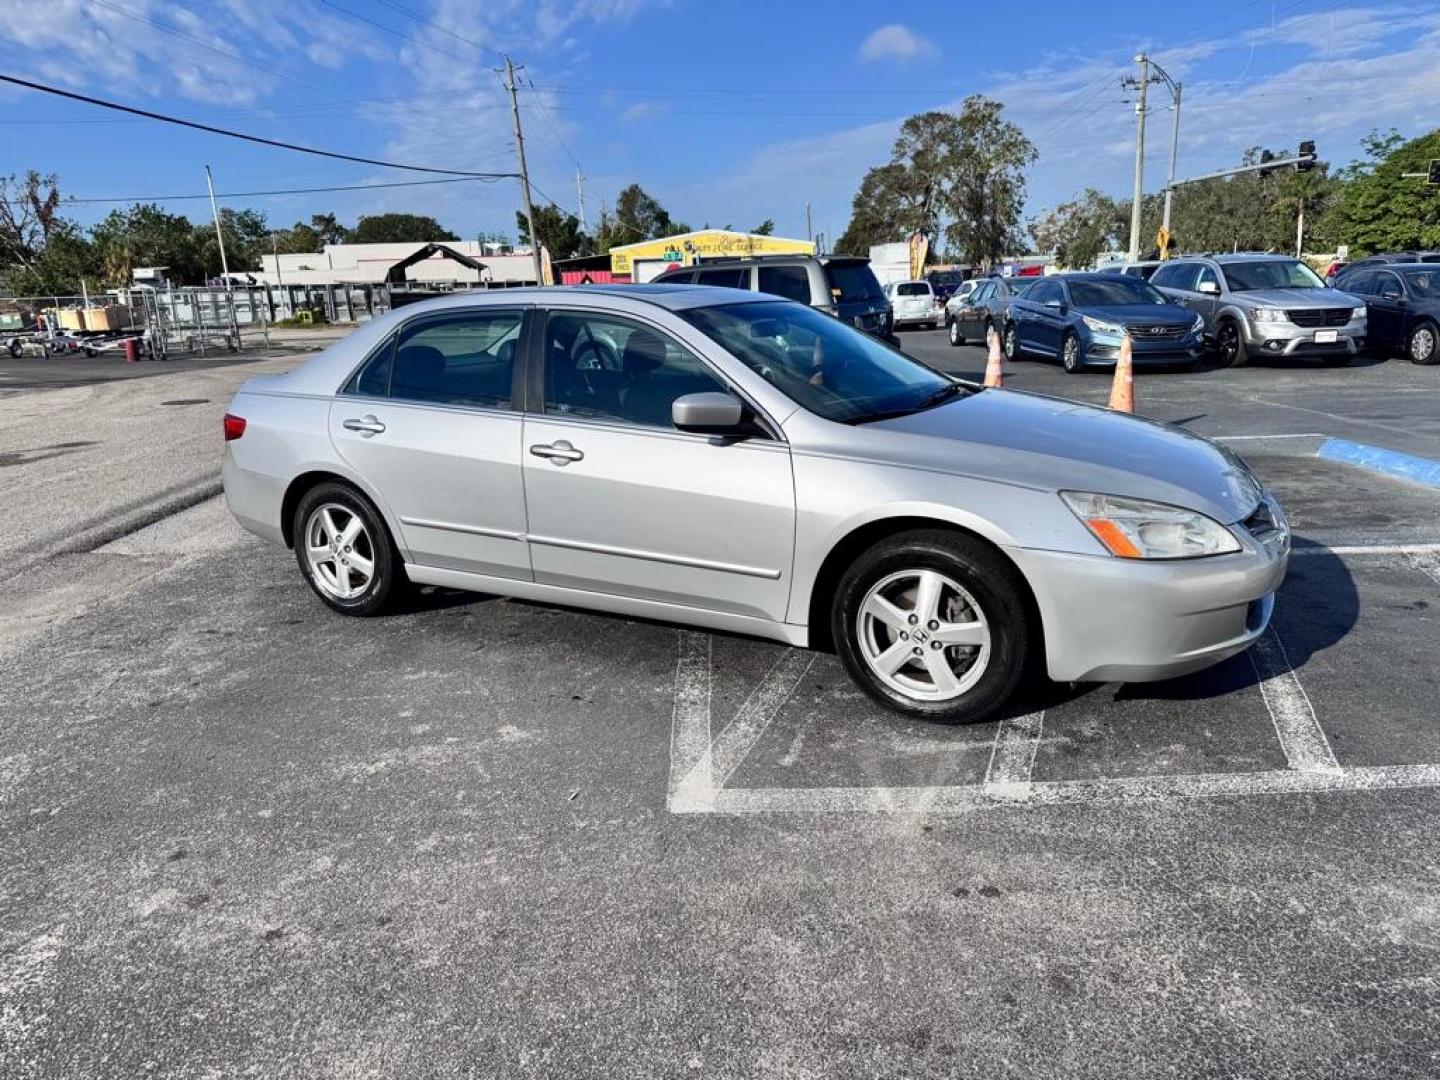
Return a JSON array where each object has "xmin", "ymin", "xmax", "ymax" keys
[{"xmin": 845, "ymin": 382, "xmax": 966, "ymax": 425}]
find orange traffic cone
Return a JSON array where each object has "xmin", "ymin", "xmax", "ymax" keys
[
  {"xmin": 1108, "ymin": 332, "xmax": 1134, "ymax": 413},
  {"xmin": 983, "ymin": 326, "xmax": 1004, "ymax": 388}
]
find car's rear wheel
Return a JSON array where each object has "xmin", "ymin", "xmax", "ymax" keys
[
  {"xmin": 1408, "ymin": 321, "xmax": 1438, "ymax": 365},
  {"xmin": 832, "ymin": 530, "xmax": 1030, "ymax": 724},
  {"xmin": 948, "ymin": 318, "xmax": 964, "ymax": 347},
  {"xmin": 1061, "ymin": 331, "xmax": 1084, "ymax": 373},
  {"xmin": 1216, "ymin": 318, "xmax": 1249, "ymax": 367},
  {"xmin": 293, "ymin": 482, "xmax": 402, "ymax": 616},
  {"xmin": 1003, "ymin": 323, "xmax": 1020, "ymax": 361}
]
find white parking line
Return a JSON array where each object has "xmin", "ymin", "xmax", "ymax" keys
[
  {"xmin": 1214, "ymin": 433, "xmax": 1326, "ymax": 441},
  {"xmin": 709, "ymin": 650, "xmax": 815, "ymax": 787},
  {"xmin": 667, "ymin": 631, "xmax": 715, "ymax": 813},
  {"xmin": 1248, "ymin": 626, "xmax": 1342, "ymax": 774},
  {"xmin": 704, "ymin": 763, "xmax": 1440, "ymax": 815},
  {"xmin": 982, "ymin": 712, "xmax": 1045, "ymax": 801},
  {"xmin": 1406, "ymin": 549, "xmax": 1440, "ymax": 587},
  {"xmin": 1291, "ymin": 543, "xmax": 1440, "ymax": 558}
]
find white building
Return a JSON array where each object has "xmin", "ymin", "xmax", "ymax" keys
[{"xmin": 253, "ymin": 241, "xmax": 539, "ymax": 288}]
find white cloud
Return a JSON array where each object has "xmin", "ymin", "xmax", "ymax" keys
[
  {"xmin": 859, "ymin": 24, "xmax": 938, "ymax": 65},
  {"xmin": 620, "ymin": 102, "xmax": 663, "ymax": 123}
]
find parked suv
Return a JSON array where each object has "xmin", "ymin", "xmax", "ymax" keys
[
  {"xmin": 653, "ymin": 255, "xmax": 893, "ymax": 339},
  {"xmin": 1004, "ymin": 273, "xmax": 1204, "ymax": 372},
  {"xmin": 1150, "ymin": 254, "xmax": 1366, "ymax": 366},
  {"xmin": 884, "ymin": 279, "xmax": 940, "ymax": 330}
]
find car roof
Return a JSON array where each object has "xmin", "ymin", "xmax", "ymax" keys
[
  {"xmin": 1057, "ymin": 271, "xmax": 1134, "ymax": 280},
  {"xmin": 374, "ymin": 283, "xmax": 777, "ymax": 315}
]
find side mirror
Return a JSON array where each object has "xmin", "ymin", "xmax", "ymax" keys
[
  {"xmin": 1197, "ymin": 281, "xmax": 1220, "ymax": 295},
  {"xmin": 673, "ymin": 391, "xmax": 746, "ymax": 434}
]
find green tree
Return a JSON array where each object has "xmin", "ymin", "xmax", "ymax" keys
[
  {"xmin": 1325, "ymin": 127, "xmax": 1440, "ymax": 254},
  {"xmin": 193, "ymin": 207, "xmax": 271, "ymax": 278},
  {"xmin": 0, "ymin": 171, "xmax": 65, "ymax": 282},
  {"xmin": 1029, "ymin": 188, "xmax": 1128, "ymax": 269},
  {"xmin": 515, "ymin": 204, "xmax": 591, "ymax": 260},
  {"xmin": 307, "ymin": 212, "xmax": 349, "ymax": 245},
  {"xmin": 751, "ymin": 218, "xmax": 775, "ymax": 236},
  {"xmin": 274, "ymin": 221, "xmax": 323, "ymax": 254},
  {"xmin": 834, "ymin": 99, "xmax": 1036, "ymax": 267},
  {"xmin": 91, "ymin": 203, "xmax": 204, "ymax": 285},
  {"xmin": 592, "ymin": 184, "xmax": 688, "ymax": 251},
  {"xmin": 349, "ymin": 213, "xmax": 459, "ymax": 244}
]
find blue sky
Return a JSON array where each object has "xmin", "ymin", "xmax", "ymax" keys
[{"xmin": 4, "ymin": 0, "xmax": 1440, "ymax": 254}]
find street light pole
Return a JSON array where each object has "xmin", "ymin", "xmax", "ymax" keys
[
  {"xmin": 1161, "ymin": 80, "xmax": 1182, "ymax": 235},
  {"xmin": 1125, "ymin": 54, "xmax": 1150, "ymax": 263}
]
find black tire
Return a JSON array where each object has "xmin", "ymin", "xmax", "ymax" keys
[
  {"xmin": 831, "ymin": 530, "xmax": 1031, "ymax": 725},
  {"xmin": 1060, "ymin": 331, "xmax": 1084, "ymax": 374},
  {"xmin": 7, "ymin": 338, "xmax": 20, "ymax": 358},
  {"xmin": 292, "ymin": 482, "xmax": 405, "ymax": 616},
  {"xmin": 1407, "ymin": 321, "xmax": 1439, "ymax": 365},
  {"xmin": 1216, "ymin": 318, "xmax": 1248, "ymax": 367},
  {"xmin": 947, "ymin": 317, "xmax": 965, "ymax": 347},
  {"xmin": 1003, "ymin": 323, "xmax": 1020, "ymax": 362}
]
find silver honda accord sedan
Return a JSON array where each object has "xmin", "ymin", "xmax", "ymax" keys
[{"xmin": 223, "ymin": 285, "xmax": 1290, "ymax": 724}]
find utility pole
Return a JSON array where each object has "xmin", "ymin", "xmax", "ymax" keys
[
  {"xmin": 575, "ymin": 166, "xmax": 587, "ymax": 233},
  {"xmin": 805, "ymin": 201, "xmax": 813, "ymax": 244},
  {"xmin": 1296, "ymin": 198, "xmax": 1305, "ymax": 258},
  {"xmin": 1123, "ymin": 54, "xmax": 1150, "ymax": 263},
  {"xmin": 501, "ymin": 55, "xmax": 543, "ymax": 286}
]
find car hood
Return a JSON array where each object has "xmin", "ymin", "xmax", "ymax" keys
[
  {"xmin": 1082, "ymin": 303, "xmax": 1195, "ymax": 325},
  {"xmin": 1232, "ymin": 287, "xmax": 1359, "ymax": 307},
  {"xmin": 859, "ymin": 388, "xmax": 1262, "ymax": 524}
]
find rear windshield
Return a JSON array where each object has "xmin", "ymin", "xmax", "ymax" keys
[
  {"xmin": 895, "ymin": 282, "xmax": 931, "ymax": 296},
  {"xmin": 1068, "ymin": 278, "xmax": 1170, "ymax": 307},
  {"xmin": 1222, "ymin": 260, "xmax": 1324, "ymax": 291},
  {"xmin": 825, "ymin": 261, "xmax": 884, "ymax": 302},
  {"xmin": 927, "ymin": 271, "xmax": 964, "ymax": 285}
]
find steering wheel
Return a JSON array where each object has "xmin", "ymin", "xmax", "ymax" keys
[{"xmin": 569, "ymin": 338, "xmax": 618, "ymax": 394}]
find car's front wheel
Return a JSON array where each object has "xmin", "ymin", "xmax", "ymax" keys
[
  {"xmin": 1061, "ymin": 331, "xmax": 1084, "ymax": 373},
  {"xmin": 832, "ymin": 530, "xmax": 1031, "ymax": 724},
  {"xmin": 1408, "ymin": 321, "xmax": 1438, "ymax": 365},
  {"xmin": 293, "ymin": 482, "xmax": 403, "ymax": 616},
  {"xmin": 1216, "ymin": 318, "xmax": 1249, "ymax": 367}
]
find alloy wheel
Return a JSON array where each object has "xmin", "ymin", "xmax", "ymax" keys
[
  {"xmin": 1004, "ymin": 326, "xmax": 1018, "ymax": 361},
  {"xmin": 1411, "ymin": 325, "xmax": 1437, "ymax": 364},
  {"xmin": 1219, "ymin": 322, "xmax": 1239, "ymax": 364},
  {"xmin": 304, "ymin": 502, "xmax": 376, "ymax": 601},
  {"xmin": 857, "ymin": 569, "xmax": 991, "ymax": 702},
  {"xmin": 1063, "ymin": 335, "xmax": 1081, "ymax": 372}
]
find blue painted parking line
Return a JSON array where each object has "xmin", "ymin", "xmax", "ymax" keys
[{"xmin": 1316, "ymin": 438, "xmax": 1440, "ymax": 490}]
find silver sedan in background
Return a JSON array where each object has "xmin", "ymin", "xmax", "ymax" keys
[{"xmin": 223, "ymin": 285, "xmax": 1289, "ymax": 724}]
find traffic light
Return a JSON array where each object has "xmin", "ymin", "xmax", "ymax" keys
[
  {"xmin": 1259, "ymin": 150, "xmax": 1277, "ymax": 177},
  {"xmin": 1429, "ymin": 158, "xmax": 1440, "ymax": 187},
  {"xmin": 1297, "ymin": 140, "xmax": 1317, "ymax": 172}
]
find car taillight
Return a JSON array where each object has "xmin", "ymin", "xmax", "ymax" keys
[{"xmin": 223, "ymin": 413, "xmax": 246, "ymax": 441}]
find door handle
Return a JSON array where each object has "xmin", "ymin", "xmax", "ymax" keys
[
  {"xmin": 529, "ymin": 440, "xmax": 584, "ymax": 465},
  {"xmin": 342, "ymin": 415, "xmax": 386, "ymax": 436}
]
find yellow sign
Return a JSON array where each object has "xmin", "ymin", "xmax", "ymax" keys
[
  {"xmin": 908, "ymin": 232, "xmax": 929, "ymax": 280},
  {"xmin": 1156, "ymin": 226, "xmax": 1172, "ymax": 259},
  {"xmin": 609, "ymin": 230, "xmax": 814, "ymax": 275}
]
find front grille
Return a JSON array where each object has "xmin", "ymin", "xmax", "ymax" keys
[
  {"xmin": 1125, "ymin": 323, "xmax": 1188, "ymax": 341},
  {"xmin": 1286, "ymin": 307, "xmax": 1351, "ymax": 328},
  {"xmin": 1243, "ymin": 496, "xmax": 1288, "ymax": 552}
]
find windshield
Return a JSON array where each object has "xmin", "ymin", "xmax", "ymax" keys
[
  {"xmin": 1222, "ymin": 259, "xmax": 1325, "ymax": 291},
  {"xmin": 825, "ymin": 261, "xmax": 884, "ymax": 303},
  {"xmin": 1068, "ymin": 278, "xmax": 1170, "ymax": 307},
  {"xmin": 1403, "ymin": 269, "xmax": 1440, "ymax": 299},
  {"xmin": 679, "ymin": 300, "xmax": 963, "ymax": 424}
]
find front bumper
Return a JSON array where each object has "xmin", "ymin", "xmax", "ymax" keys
[
  {"xmin": 1011, "ymin": 525, "xmax": 1289, "ymax": 683},
  {"xmin": 1241, "ymin": 316, "xmax": 1365, "ymax": 357},
  {"xmin": 1084, "ymin": 336, "xmax": 1205, "ymax": 365}
]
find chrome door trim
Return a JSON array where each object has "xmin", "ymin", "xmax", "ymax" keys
[
  {"xmin": 526, "ymin": 532, "xmax": 782, "ymax": 580},
  {"xmin": 399, "ymin": 516, "xmax": 525, "ymax": 541}
]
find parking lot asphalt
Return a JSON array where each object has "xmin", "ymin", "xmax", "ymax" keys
[{"xmin": 3, "ymin": 329, "xmax": 1440, "ymax": 1077}]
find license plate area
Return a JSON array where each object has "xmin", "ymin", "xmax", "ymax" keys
[{"xmin": 1314, "ymin": 329, "xmax": 1339, "ymax": 344}]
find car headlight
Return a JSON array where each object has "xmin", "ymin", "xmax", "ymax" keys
[
  {"xmin": 1191, "ymin": 312, "xmax": 1205, "ymax": 332},
  {"xmin": 1251, "ymin": 308, "xmax": 1286, "ymax": 323},
  {"xmin": 1351, "ymin": 306, "xmax": 1366, "ymax": 320},
  {"xmin": 1060, "ymin": 491, "xmax": 1241, "ymax": 559},
  {"xmin": 1081, "ymin": 315, "xmax": 1124, "ymax": 337}
]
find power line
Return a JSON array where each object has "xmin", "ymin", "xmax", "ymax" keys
[
  {"xmin": 374, "ymin": 0, "xmax": 504, "ymax": 59},
  {"xmin": 66, "ymin": 176, "xmax": 504, "ymax": 205},
  {"xmin": 318, "ymin": 0, "xmax": 476, "ymax": 65},
  {"xmin": 0, "ymin": 72, "xmax": 511, "ymax": 177}
]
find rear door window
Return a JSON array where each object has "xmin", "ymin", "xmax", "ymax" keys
[
  {"xmin": 695, "ymin": 267, "xmax": 748, "ymax": 288},
  {"xmin": 757, "ymin": 265, "xmax": 812, "ymax": 304},
  {"xmin": 389, "ymin": 309, "xmax": 524, "ymax": 408}
]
